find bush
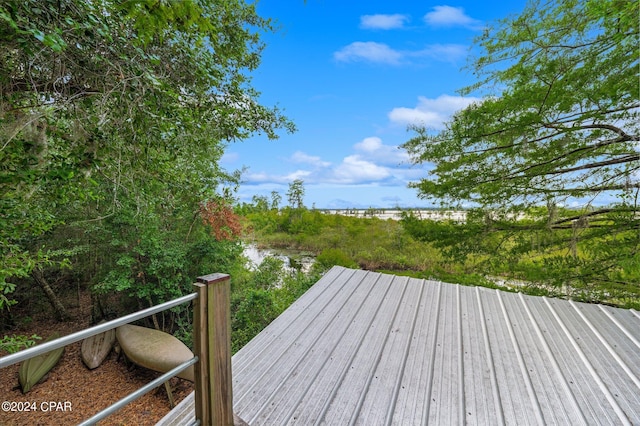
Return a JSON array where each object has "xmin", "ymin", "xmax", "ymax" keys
[
  {"xmin": 316, "ymin": 248, "xmax": 358, "ymax": 269},
  {"xmin": 231, "ymin": 289, "xmax": 278, "ymax": 352}
]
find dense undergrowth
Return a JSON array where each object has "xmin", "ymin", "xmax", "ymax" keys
[
  {"xmin": 239, "ymin": 206, "xmax": 640, "ymax": 310},
  {"xmin": 3, "ymin": 204, "xmax": 636, "ymax": 356}
]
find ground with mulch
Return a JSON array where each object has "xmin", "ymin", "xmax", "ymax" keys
[{"xmin": 0, "ymin": 291, "xmax": 193, "ymax": 426}]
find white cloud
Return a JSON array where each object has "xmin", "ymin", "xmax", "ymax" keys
[
  {"xmin": 333, "ymin": 155, "xmax": 390, "ymax": 184},
  {"xmin": 389, "ymin": 107, "xmax": 443, "ymax": 128},
  {"xmin": 284, "ymin": 170, "xmax": 312, "ymax": 181},
  {"xmin": 243, "ymin": 169, "xmax": 311, "ymax": 185},
  {"xmin": 334, "ymin": 42, "xmax": 467, "ymax": 66},
  {"xmin": 220, "ymin": 152, "xmax": 239, "ymax": 164},
  {"xmin": 325, "ymin": 137, "xmax": 416, "ymax": 185},
  {"xmin": 412, "ymin": 43, "xmax": 467, "ymax": 63},
  {"xmin": 333, "ymin": 42, "xmax": 403, "ymax": 65},
  {"xmin": 242, "ymin": 138, "xmax": 419, "ymax": 187},
  {"xmin": 424, "ymin": 5, "xmax": 482, "ymax": 30},
  {"xmin": 360, "ymin": 14, "xmax": 409, "ymax": 30},
  {"xmin": 290, "ymin": 151, "xmax": 331, "ymax": 167},
  {"xmin": 388, "ymin": 94, "xmax": 481, "ymax": 129},
  {"xmin": 354, "ymin": 136, "xmax": 383, "ymax": 153},
  {"xmin": 354, "ymin": 137, "xmax": 410, "ymax": 165},
  {"xmin": 243, "ymin": 171, "xmax": 271, "ymax": 183}
]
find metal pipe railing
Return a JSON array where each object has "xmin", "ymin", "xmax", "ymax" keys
[
  {"xmin": 0, "ymin": 273, "xmax": 233, "ymax": 425},
  {"xmin": 0, "ymin": 292, "xmax": 198, "ymax": 369},
  {"xmin": 77, "ymin": 356, "xmax": 199, "ymax": 426}
]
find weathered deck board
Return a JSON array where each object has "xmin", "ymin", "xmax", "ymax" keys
[{"xmin": 158, "ymin": 267, "xmax": 640, "ymax": 425}]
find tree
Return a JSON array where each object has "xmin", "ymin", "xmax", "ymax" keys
[
  {"xmin": 251, "ymin": 195, "xmax": 269, "ymax": 212},
  {"xmin": 402, "ymin": 0, "xmax": 639, "ymax": 288},
  {"xmin": 0, "ymin": 0, "xmax": 294, "ymax": 325},
  {"xmin": 200, "ymin": 197, "xmax": 243, "ymax": 241},
  {"xmin": 286, "ymin": 179, "xmax": 305, "ymax": 209},
  {"xmin": 270, "ymin": 190, "xmax": 282, "ymax": 210}
]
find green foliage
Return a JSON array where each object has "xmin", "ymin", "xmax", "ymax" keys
[
  {"xmin": 251, "ymin": 195, "xmax": 270, "ymax": 212},
  {"xmin": 231, "ymin": 288, "xmax": 278, "ymax": 353},
  {"xmin": 91, "ymin": 205, "xmax": 246, "ymax": 336},
  {"xmin": 243, "ymin": 206, "xmax": 639, "ymax": 309},
  {"xmin": 282, "ymin": 209, "xmax": 326, "ymax": 235},
  {"xmin": 402, "ymin": 0, "xmax": 639, "ymax": 289},
  {"xmin": 229, "ymin": 255, "xmax": 319, "ymax": 352},
  {"xmin": 252, "ymin": 256, "xmax": 285, "ymax": 290},
  {"xmin": 286, "ymin": 179, "xmax": 305, "ymax": 209},
  {"xmin": 400, "ymin": 208, "xmax": 640, "ymax": 305},
  {"xmin": 403, "ymin": 0, "xmax": 638, "ymax": 207},
  {"xmin": 0, "ymin": 333, "xmax": 41, "ymax": 354},
  {"xmin": 400, "ymin": 212, "xmax": 485, "ymax": 263},
  {"xmin": 316, "ymin": 249, "xmax": 358, "ymax": 270},
  {"xmin": 270, "ymin": 191, "xmax": 282, "ymax": 210},
  {"xmin": 243, "ymin": 209, "xmax": 446, "ymax": 275},
  {"xmin": 1, "ymin": 0, "xmax": 294, "ymax": 324}
]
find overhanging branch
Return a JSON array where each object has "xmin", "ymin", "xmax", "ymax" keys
[{"xmin": 542, "ymin": 154, "xmax": 639, "ymax": 176}]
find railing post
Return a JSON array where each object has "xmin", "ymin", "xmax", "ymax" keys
[
  {"xmin": 193, "ymin": 282, "xmax": 210, "ymax": 425},
  {"xmin": 196, "ymin": 273, "xmax": 233, "ymax": 426}
]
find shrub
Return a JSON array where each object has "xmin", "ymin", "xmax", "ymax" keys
[
  {"xmin": 231, "ymin": 289, "xmax": 278, "ymax": 352},
  {"xmin": 316, "ymin": 248, "xmax": 358, "ymax": 270}
]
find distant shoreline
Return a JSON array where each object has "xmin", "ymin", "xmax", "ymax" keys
[{"xmin": 316, "ymin": 208, "xmax": 467, "ymax": 222}]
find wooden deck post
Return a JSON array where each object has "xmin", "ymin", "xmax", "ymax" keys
[
  {"xmin": 195, "ymin": 273, "xmax": 233, "ymax": 426},
  {"xmin": 193, "ymin": 282, "xmax": 210, "ymax": 425}
]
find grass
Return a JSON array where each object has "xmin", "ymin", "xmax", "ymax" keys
[{"xmin": 240, "ymin": 208, "xmax": 640, "ymax": 310}]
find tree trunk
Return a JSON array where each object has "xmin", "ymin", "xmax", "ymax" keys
[{"xmin": 32, "ymin": 269, "xmax": 71, "ymax": 321}]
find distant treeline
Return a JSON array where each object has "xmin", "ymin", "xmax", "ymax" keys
[{"xmin": 240, "ymin": 205, "xmax": 639, "ymax": 310}]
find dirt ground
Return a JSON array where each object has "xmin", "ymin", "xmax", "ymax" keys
[{"xmin": 0, "ymin": 291, "xmax": 193, "ymax": 426}]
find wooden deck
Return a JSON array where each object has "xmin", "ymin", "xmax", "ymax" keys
[
  {"xmin": 156, "ymin": 392, "xmax": 195, "ymax": 425},
  {"xmin": 156, "ymin": 392, "xmax": 248, "ymax": 426},
  {"xmin": 159, "ymin": 267, "xmax": 640, "ymax": 425}
]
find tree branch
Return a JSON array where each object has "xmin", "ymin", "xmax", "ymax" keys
[
  {"xmin": 551, "ymin": 208, "xmax": 635, "ymax": 225},
  {"xmin": 449, "ymin": 106, "xmax": 639, "ymax": 157},
  {"xmin": 509, "ymin": 133, "xmax": 636, "ymax": 177},
  {"xmin": 522, "ymin": 182, "xmax": 640, "ymax": 194},
  {"xmin": 541, "ymin": 154, "xmax": 639, "ymax": 176}
]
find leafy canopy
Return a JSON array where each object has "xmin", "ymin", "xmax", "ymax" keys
[
  {"xmin": 401, "ymin": 0, "xmax": 639, "ymax": 288},
  {"xmin": 0, "ymin": 0, "xmax": 294, "ymax": 313},
  {"xmin": 403, "ymin": 0, "xmax": 638, "ymax": 209}
]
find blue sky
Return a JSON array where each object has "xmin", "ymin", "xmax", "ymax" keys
[{"xmin": 223, "ymin": 0, "xmax": 528, "ymax": 209}]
